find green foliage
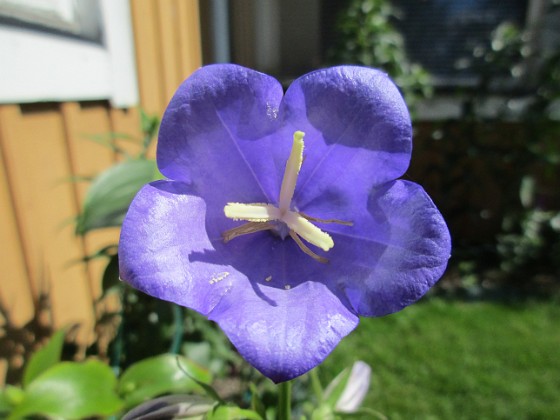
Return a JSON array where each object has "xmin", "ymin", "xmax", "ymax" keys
[
  {"xmin": 1, "ymin": 332, "xmax": 123, "ymax": 418},
  {"xmin": 328, "ymin": 0, "xmax": 432, "ymax": 109},
  {"xmin": 21, "ymin": 328, "xmax": 65, "ymax": 387},
  {"xmin": 76, "ymin": 108, "xmax": 160, "ymax": 236},
  {"xmin": 118, "ymin": 354, "xmax": 212, "ymax": 409},
  {"xmin": 73, "ymin": 110, "xmax": 238, "ymax": 382},
  {"xmin": 206, "ymin": 404, "xmax": 264, "ymax": 420},
  {"xmin": 497, "ymin": 209, "xmax": 560, "ymax": 284},
  {"xmin": 463, "ymin": 9, "xmax": 560, "ymax": 292},
  {"xmin": 76, "ymin": 159, "xmax": 161, "ymax": 234},
  {"xmin": 11, "ymin": 360, "xmax": 123, "ymax": 419},
  {"xmin": 405, "ymin": 4, "xmax": 560, "ymax": 295},
  {"xmin": 0, "ymin": 330, "xmax": 232, "ymax": 419},
  {"xmin": 321, "ymin": 299, "xmax": 560, "ymax": 419},
  {"xmin": 321, "ymin": 366, "xmax": 353, "ymax": 410}
]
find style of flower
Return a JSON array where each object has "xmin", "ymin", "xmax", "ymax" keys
[{"xmin": 119, "ymin": 64, "xmax": 451, "ymax": 383}]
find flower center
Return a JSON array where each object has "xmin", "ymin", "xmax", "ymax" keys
[{"xmin": 222, "ymin": 131, "xmax": 352, "ymax": 263}]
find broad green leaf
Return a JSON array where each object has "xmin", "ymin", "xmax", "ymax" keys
[
  {"xmin": 76, "ymin": 159, "xmax": 161, "ymax": 235},
  {"xmin": 10, "ymin": 360, "xmax": 123, "ymax": 419},
  {"xmin": 0, "ymin": 386, "xmax": 25, "ymax": 412},
  {"xmin": 22, "ymin": 329, "xmax": 66, "ymax": 387},
  {"xmin": 207, "ymin": 405, "xmax": 263, "ymax": 420},
  {"xmin": 118, "ymin": 354, "xmax": 212, "ymax": 409}
]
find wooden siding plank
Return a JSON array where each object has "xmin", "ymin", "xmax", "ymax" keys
[
  {"xmin": 131, "ymin": 0, "xmax": 165, "ymax": 115},
  {"xmin": 109, "ymin": 107, "xmax": 142, "ymax": 160},
  {"xmin": 158, "ymin": 0, "xmax": 182, "ymax": 104},
  {"xmin": 60, "ymin": 102, "xmax": 120, "ymax": 301},
  {"xmin": 0, "ymin": 0, "xmax": 203, "ymax": 357},
  {"xmin": 0, "ymin": 108, "xmax": 34, "ymax": 327},
  {"xmin": 177, "ymin": 0, "xmax": 202, "ymax": 81},
  {"xmin": 0, "ymin": 104, "xmax": 94, "ymax": 342}
]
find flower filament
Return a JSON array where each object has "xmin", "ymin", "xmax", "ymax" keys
[{"xmin": 223, "ymin": 131, "xmax": 351, "ymax": 263}]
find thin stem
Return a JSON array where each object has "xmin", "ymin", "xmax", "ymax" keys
[
  {"xmin": 169, "ymin": 304, "xmax": 183, "ymax": 354},
  {"xmin": 309, "ymin": 368, "xmax": 324, "ymax": 402},
  {"xmin": 110, "ymin": 287, "xmax": 126, "ymax": 376},
  {"xmin": 277, "ymin": 381, "xmax": 292, "ymax": 420}
]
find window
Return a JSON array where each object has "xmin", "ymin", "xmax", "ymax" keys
[
  {"xmin": 0, "ymin": 0, "xmax": 138, "ymax": 107},
  {"xmin": 391, "ymin": 0, "xmax": 528, "ymax": 86}
]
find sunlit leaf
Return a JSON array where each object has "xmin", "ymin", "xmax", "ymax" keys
[
  {"xmin": 22, "ymin": 329, "xmax": 66, "ymax": 388},
  {"xmin": 10, "ymin": 360, "xmax": 123, "ymax": 419},
  {"xmin": 0, "ymin": 386, "xmax": 24, "ymax": 413},
  {"xmin": 207, "ymin": 404, "xmax": 263, "ymax": 420},
  {"xmin": 76, "ymin": 159, "xmax": 161, "ymax": 235},
  {"xmin": 118, "ymin": 354, "xmax": 212, "ymax": 408}
]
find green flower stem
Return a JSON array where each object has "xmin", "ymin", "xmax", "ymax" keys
[
  {"xmin": 277, "ymin": 380, "xmax": 292, "ymax": 420},
  {"xmin": 169, "ymin": 304, "xmax": 183, "ymax": 354},
  {"xmin": 110, "ymin": 288, "xmax": 126, "ymax": 376},
  {"xmin": 309, "ymin": 368, "xmax": 324, "ymax": 402}
]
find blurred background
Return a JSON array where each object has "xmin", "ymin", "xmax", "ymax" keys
[{"xmin": 0, "ymin": 0, "xmax": 559, "ymax": 418}]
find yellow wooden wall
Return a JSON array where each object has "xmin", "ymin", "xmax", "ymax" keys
[{"xmin": 0, "ymin": 0, "xmax": 201, "ymax": 378}]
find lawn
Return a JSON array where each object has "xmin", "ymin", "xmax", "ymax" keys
[{"xmin": 320, "ymin": 298, "xmax": 560, "ymax": 419}]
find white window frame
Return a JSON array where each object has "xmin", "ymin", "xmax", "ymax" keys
[{"xmin": 0, "ymin": 0, "xmax": 138, "ymax": 107}]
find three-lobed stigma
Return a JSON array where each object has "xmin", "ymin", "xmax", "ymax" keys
[{"xmin": 222, "ymin": 131, "xmax": 352, "ymax": 263}]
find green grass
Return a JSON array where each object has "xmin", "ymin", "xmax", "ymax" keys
[{"xmin": 320, "ymin": 298, "xmax": 560, "ymax": 419}]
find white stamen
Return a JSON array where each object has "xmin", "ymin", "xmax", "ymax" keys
[
  {"xmin": 224, "ymin": 203, "xmax": 280, "ymax": 221},
  {"xmin": 222, "ymin": 130, "xmax": 349, "ymax": 263},
  {"xmin": 284, "ymin": 212, "xmax": 334, "ymax": 251},
  {"xmin": 279, "ymin": 131, "xmax": 305, "ymax": 212}
]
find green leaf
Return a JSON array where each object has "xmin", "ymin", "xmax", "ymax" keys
[
  {"xmin": 0, "ymin": 386, "xmax": 25, "ymax": 413},
  {"xmin": 76, "ymin": 159, "xmax": 161, "ymax": 235},
  {"xmin": 249, "ymin": 383, "xmax": 266, "ymax": 419},
  {"xmin": 101, "ymin": 253, "xmax": 121, "ymax": 298},
  {"xmin": 22, "ymin": 329, "xmax": 66, "ymax": 387},
  {"xmin": 10, "ymin": 360, "xmax": 123, "ymax": 419},
  {"xmin": 118, "ymin": 354, "xmax": 213, "ymax": 409},
  {"xmin": 207, "ymin": 404, "xmax": 263, "ymax": 420},
  {"xmin": 140, "ymin": 109, "xmax": 160, "ymax": 138}
]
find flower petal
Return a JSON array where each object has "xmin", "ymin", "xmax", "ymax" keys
[
  {"xmin": 278, "ymin": 66, "xmax": 412, "ymax": 209},
  {"xmin": 119, "ymin": 180, "xmax": 241, "ymax": 315},
  {"xmin": 119, "ymin": 181, "xmax": 359, "ymax": 384},
  {"xmin": 207, "ymin": 281, "xmax": 359, "ymax": 383},
  {"xmin": 324, "ymin": 180, "xmax": 451, "ymax": 316},
  {"xmin": 157, "ymin": 64, "xmax": 284, "ymax": 204}
]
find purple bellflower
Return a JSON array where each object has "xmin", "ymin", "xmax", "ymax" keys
[{"xmin": 119, "ymin": 64, "xmax": 451, "ymax": 383}]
